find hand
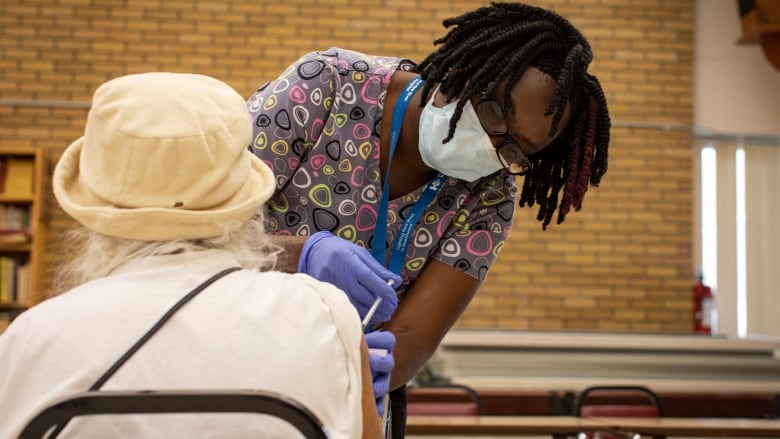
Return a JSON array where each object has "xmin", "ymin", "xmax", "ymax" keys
[
  {"xmin": 365, "ymin": 330, "xmax": 396, "ymax": 417},
  {"xmin": 299, "ymin": 231, "xmax": 401, "ymax": 325}
]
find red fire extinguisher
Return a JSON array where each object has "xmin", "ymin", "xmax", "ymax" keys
[{"xmin": 693, "ymin": 274, "xmax": 714, "ymax": 334}]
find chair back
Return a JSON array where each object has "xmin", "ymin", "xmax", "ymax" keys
[
  {"xmin": 406, "ymin": 383, "xmax": 483, "ymax": 416},
  {"xmin": 575, "ymin": 385, "xmax": 665, "ymax": 439},
  {"xmin": 18, "ymin": 389, "xmax": 330, "ymax": 439},
  {"xmin": 575, "ymin": 385, "xmax": 663, "ymax": 417}
]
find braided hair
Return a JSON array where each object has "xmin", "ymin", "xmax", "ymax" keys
[{"xmin": 415, "ymin": 2, "xmax": 610, "ymax": 229}]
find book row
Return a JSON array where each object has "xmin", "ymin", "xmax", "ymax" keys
[
  {"xmin": 0, "ymin": 257, "xmax": 30, "ymax": 305},
  {"xmin": 0, "ymin": 157, "xmax": 35, "ymax": 196},
  {"xmin": 0, "ymin": 204, "xmax": 31, "ymax": 232}
]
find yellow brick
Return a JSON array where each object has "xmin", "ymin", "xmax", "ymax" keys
[
  {"xmin": 564, "ymin": 297, "xmax": 597, "ymax": 308},
  {"xmin": 178, "ymin": 33, "xmax": 211, "ymax": 44},
  {"xmin": 3, "ymin": 0, "xmax": 696, "ymax": 335}
]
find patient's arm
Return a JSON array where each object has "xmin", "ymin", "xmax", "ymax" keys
[{"xmin": 360, "ymin": 337, "xmax": 383, "ymax": 439}]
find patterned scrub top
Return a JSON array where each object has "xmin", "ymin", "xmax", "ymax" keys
[{"xmin": 248, "ymin": 47, "xmax": 517, "ymax": 296}]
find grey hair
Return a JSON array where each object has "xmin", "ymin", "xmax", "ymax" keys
[{"xmin": 49, "ymin": 213, "xmax": 282, "ymax": 297}]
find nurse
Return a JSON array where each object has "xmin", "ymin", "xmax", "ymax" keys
[{"xmin": 247, "ymin": 2, "xmax": 611, "ymax": 435}]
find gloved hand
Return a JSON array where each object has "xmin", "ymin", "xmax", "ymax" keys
[
  {"xmin": 299, "ymin": 231, "xmax": 401, "ymax": 325},
  {"xmin": 365, "ymin": 330, "xmax": 396, "ymax": 417}
]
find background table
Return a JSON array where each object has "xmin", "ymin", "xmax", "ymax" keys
[
  {"xmin": 406, "ymin": 415, "xmax": 780, "ymax": 437},
  {"xmin": 595, "ymin": 416, "xmax": 780, "ymax": 438},
  {"xmin": 406, "ymin": 416, "xmax": 611, "ymax": 436}
]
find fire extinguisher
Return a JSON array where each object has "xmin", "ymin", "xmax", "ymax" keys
[{"xmin": 693, "ymin": 274, "xmax": 714, "ymax": 334}]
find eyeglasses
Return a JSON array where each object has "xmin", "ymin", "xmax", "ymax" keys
[{"xmin": 475, "ymin": 94, "xmax": 532, "ymax": 175}]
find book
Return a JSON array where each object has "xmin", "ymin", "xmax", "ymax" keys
[
  {"xmin": 15, "ymin": 261, "xmax": 30, "ymax": 304},
  {"xmin": 0, "ymin": 205, "xmax": 30, "ymax": 242},
  {"xmin": 0, "ymin": 230, "xmax": 30, "ymax": 244},
  {"xmin": 3, "ymin": 157, "xmax": 34, "ymax": 196},
  {"xmin": 0, "ymin": 159, "xmax": 6, "ymax": 194},
  {"xmin": 0, "ymin": 258, "xmax": 9, "ymax": 303}
]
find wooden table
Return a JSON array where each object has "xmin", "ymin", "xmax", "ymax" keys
[
  {"xmin": 597, "ymin": 416, "xmax": 780, "ymax": 438},
  {"xmin": 406, "ymin": 416, "xmax": 610, "ymax": 436},
  {"xmin": 406, "ymin": 415, "xmax": 780, "ymax": 437}
]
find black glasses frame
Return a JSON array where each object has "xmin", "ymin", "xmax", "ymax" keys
[{"xmin": 475, "ymin": 94, "xmax": 532, "ymax": 176}]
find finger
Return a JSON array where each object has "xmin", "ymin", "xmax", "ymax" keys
[
  {"xmin": 365, "ymin": 331, "xmax": 397, "ymax": 351},
  {"xmin": 348, "ymin": 292, "xmax": 372, "ymax": 316},
  {"xmin": 354, "ymin": 247, "xmax": 402, "ymax": 286},
  {"xmin": 369, "ymin": 355, "xmax": 394, "ymax": 374},
  {"xmin": 351, "ymin": 244, "xmax": 397, "ymax": 280},
  {"xmin": 387, "ymin": 272, "xmax": 403, "ymax": 288},
  {"xmin": 372, "ymin": 301, "xmax": 396, "ymax": 323},
  {"xmin": 339, "ymin": 259, "xmax": 378, "ymax": 311},
  {"xmin": 374, "ymin": 378, "xmax": 390, "ymax": 397},
  {"xmin": 354, "ymin": 268, "xmax": 399, "ymax": 310},
  {"xmin": 352, "ymin": 256, "xmax": 399, "ymax": 311}
]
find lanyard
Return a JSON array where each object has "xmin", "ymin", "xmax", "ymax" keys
[{"xmin": 371, "ymin": 77, "xmax": 446, "ymax": 274}]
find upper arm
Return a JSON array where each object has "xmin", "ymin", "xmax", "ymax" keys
[
  {"xmin": 383, "ymin": 259, "xmax": 481, "ymax": 387},
  {"xmin": 382, "ymin": 175, "xmax": 517, "ymax": 386},
  {"xmin": 360, "ymin": 337, "xmax": 383, "ymax": 439},
  {"xmin": 295, "ymin": 276, "xmax": 380, "ymax": 436}
]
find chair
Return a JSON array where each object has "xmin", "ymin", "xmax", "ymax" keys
[
  {"xmin": 18, "ymin": 389, "xmax": 330, "ymax": 439},
  {"xmin": 574, "ymin": 385, "xmax": 664, "ymax": 439},
  {"xmin": 406, "ymin": 382, "xmax": 484, "ymax": 416}
]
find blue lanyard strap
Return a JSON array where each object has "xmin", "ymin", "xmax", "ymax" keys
[
  {"xmin": 387, "ymin": 173, "xmax": 446, "ymax": 273},
  {"xmin": 371, "ymin": 77, "xmax": 445, "ymax": 274}
]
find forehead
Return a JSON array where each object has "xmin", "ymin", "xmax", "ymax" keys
[
  {"xmin": 504, "ymin": 67, "xmax": 570, "ymax": 150},
  {"xmin": 519, "ymin": 66, "xmax": 555, "ymax": 91}
]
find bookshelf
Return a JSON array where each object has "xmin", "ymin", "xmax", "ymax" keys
[{"xmin": 0, "ymin": 147, "xmax": 45, "ymax": 332}]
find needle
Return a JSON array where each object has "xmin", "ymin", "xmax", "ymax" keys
[{"xmin": 362, "ymin": 279, "xmax": 395, "ymax": 331}]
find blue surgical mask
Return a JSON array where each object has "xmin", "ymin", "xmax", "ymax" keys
[{"xmin": 418, "ymin": 88, "xmax": 504, "ymax": 182}]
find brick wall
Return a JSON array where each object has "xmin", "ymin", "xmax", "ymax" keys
[{"xmin": 0, "ymin": 0, "xmax": 694, "ymax": 333}]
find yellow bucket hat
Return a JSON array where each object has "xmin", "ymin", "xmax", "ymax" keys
[{"xmin": 53, "ymin": 72, "xmax": 275, "ymax": 241}]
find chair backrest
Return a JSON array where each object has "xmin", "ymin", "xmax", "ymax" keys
[
  {"xmin": 406, "ymin": 383, "xmax": 483, "ymax": 416},
  {"xmin": 575, "ymin": 385, "xmax": 664, "ymax": 418},
  {"xmin": 575, "ymin": 385, "xmax": 665, "ymax": 439},
  {"xmin": 18, "ymin": 389, "xmax": 330, "ymax": 439}
]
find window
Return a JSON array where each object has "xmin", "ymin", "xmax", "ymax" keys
[{"xmin": 695, "ymin": 136, "xmax": 780, "ymax": 339}]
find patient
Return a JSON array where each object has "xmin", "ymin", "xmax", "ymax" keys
[{"xmin": 0, "ymin": 72, "xmax": 385, "ymax": 439}]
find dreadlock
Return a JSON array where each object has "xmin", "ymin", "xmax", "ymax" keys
[{"xmin": 415, "ymin": 2, "xmax": 610, "ymax": 229}]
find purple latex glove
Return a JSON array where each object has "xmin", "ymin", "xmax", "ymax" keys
[
  {"xmin": 299, "ymin": 231, "xmax": 401, "ymax": 325},
  {"xmin": 365, "ymin": 330, "xmax": 396, "ymax": 417}
]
